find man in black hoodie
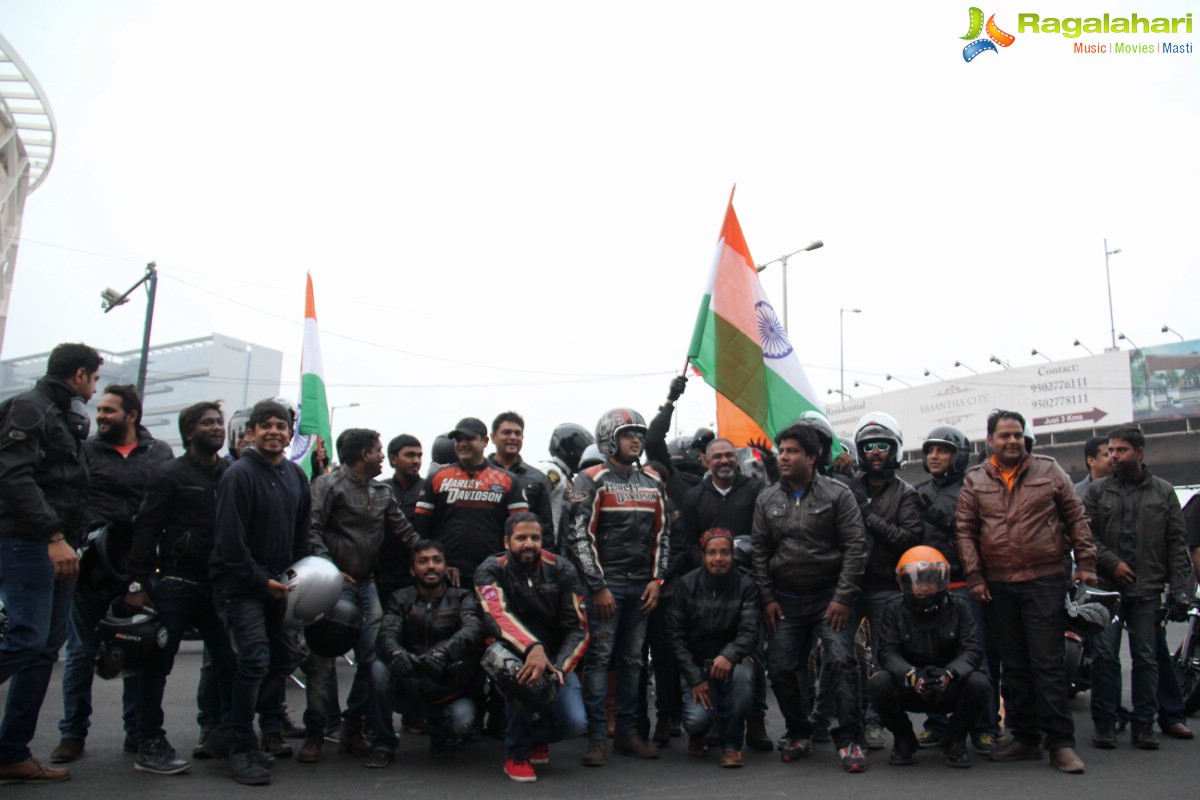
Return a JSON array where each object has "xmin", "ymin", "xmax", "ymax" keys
[
  {"xmin": 210, "ymin": 400, "xmax": 311, "ymax": 786},
  {"xmin": 52, "ymin": 384, "xmax": 174, "ymax": 764},
  {"xmin": 0, "ymin": 343, "xmax": 100, "ymax": 785}
]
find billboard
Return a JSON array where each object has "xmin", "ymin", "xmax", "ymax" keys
[
  {"xmin": 825, "ymin": 350, "xmax": 1135, "ymax": 447},
  {"xmin": 1131, "ymin": 339, "xmax": 1200, "ymax": 423}
]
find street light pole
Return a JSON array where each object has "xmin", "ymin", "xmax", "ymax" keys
[
  {"xmin": 1162, "ymin": 324, "xmax": 1185, "ymax": 342},
  {"xmin": 854, "ymin": 380, "xmax": 883, "ymax": 394},
  {"xmin": 757, "ymin": 240, "xmax": 824, "ymax": 331},
  {"xmin": 885, "ymin": 374, "xmax": 911, "ymax": 387},
  {"xmin": 840, "ymin": 307, "xmax": 861, "ymax": 395},
  {"xmin": 100, "ymin": 261, "xmax": 158, "ymax": 398},
  {"xmin": 329, "ymin": 402, "xmax": 361, "ymax": 442},
  {"xmin": 1104, "ymin": 239, "xmax": 1121, "ymax": 350}
]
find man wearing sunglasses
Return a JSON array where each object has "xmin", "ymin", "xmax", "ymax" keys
[{"xmin": 848, "ymin": 412, "xmax": 923, "ymax": 750}]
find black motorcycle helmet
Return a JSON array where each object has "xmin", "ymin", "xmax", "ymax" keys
[
  {"xmin": 304, "ymin": 590, "xmax": 362, "ymax": 658},
  {"xmin": 430, "ymin": 434, "xmax": 458, "ymax": 468},
  {"xmin": 548, "ymin": 423, "xmax": 595, "ymax": 474},
  {"xmin": 77, "ymin": 525, "xmax": 132, "ymax": 602},
  {"xmin": 96, "ymin": 602, "xmax": 168, "ymax": 679},
  {"xmin": 922, "ymin": 425, "xmax": 971, "ymax": 477},
  {"xmin": 480, "ymin": 641, "xmax": 559, "ymax": 712}
]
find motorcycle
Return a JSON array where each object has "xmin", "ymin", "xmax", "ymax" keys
[
  {"xmin": 1171, "ymin": 584, "xmax": 1200, "ymax": 715},
  {"xmin": 1063, "ymin": 583, "xmax": 1122, "ymax": 697}
]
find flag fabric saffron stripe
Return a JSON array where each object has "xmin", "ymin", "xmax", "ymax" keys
[
  {"xmin": 296, "ymin": 272, "xmax": 331, "ymax": 479},
  {"xmin": 687, "ymin": 194, "xmax": 823, "ymax": 443}
]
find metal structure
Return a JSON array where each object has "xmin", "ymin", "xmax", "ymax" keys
[{"xmin": 0, "ymin": 34, "xmax": 56, "ymax": 354}]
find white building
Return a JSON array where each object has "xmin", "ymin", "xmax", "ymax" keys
[
  {"xmin": 0, "ymin": 333, "xmax": 282, "ymax": 450},
  {"xmin": 0, "ymin": 33, "xmax": 56, "ymax": 354}
]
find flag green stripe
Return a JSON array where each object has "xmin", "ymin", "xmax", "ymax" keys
[
  {"xmin": 691, "ymin": 307, "xmax": 822, "ymax": 438},
  {"xmin": 687, "ymin": 292, "xmax": 712, "ymax": 361}
]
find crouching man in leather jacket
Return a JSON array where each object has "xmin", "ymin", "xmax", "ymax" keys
[
  {"xmin": 666, "ymin": 527, "xmax": 760, "ymax": 768},
  {"xmin": 476, "ymin": 512, "xmax": 589, "ymax": 783},
  {"xmin": 371, "ymin": 539, "xmax": 484, "ymax": 766},
  {"xmin": 867, "ymin": 546, "xmax": 990, "ymax": 769}
]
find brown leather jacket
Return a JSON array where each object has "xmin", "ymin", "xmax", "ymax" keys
[{"xmin": 955, "ymin": 454, "xmax": 1095, "ymax": 586}]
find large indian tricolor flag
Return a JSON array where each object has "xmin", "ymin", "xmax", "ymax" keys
[
  {"xmin": 687, "ymin": 191, "xmax": 824, "ymax": 445},
  {"xmin": 294, "ymin": 272, "xmax": 331, "ymax": 479}
]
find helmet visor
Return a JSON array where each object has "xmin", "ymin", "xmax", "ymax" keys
[{"xmin": 897, "ymin": 561, "xmax": 949, "ymax": 594}]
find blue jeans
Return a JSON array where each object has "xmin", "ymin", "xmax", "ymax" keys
[
  {"xmin": 505, "ymin": 670, "xmax": 586, "ymax": 760},
  {"xmin": 768, "ymin": 591, "xmax": 862, "ymax": 747},
  {"xmin": 58, "ymin": 587, "xmax": 137, "ymax": 741},
  {"xmin": 0, "ymin": 538, "xmax": 75, "ymax": 765},
  {"xmin": 303, "ymin": 582, "xmax": 382, "ymax": 739},
  {"xmin": 582, "ymin": 583, "xmax": 649, "ymax": 740},
  {"xmin": 134, "ymin": 577, "xmax": 235, "ymax": 744},
  {"xmin": 855, "ymin": 588, "xmax": 892, "ymax": 727},
  {"xmin": 217, "ymin": 593, "xmax": 302, "ymax": 754},
  {"xmin": 680, "ymin": 660, "xmax": 757, "ymax": 749},
  {"xmin": 369, "ymin": 660, "xmax": 476, "ymax": 751},
  {"xmin": 1155, "ymin": 625, "xmax": 1188, "ymax": 727},
  {"xmin": 1091, "ymin": 596, "xmax": 1159, "ymax": 725}
]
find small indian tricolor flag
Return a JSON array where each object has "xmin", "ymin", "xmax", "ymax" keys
[
  {"xmin": 297, "ymin": 272, "xmax": 331, "ymax": 478},
  {"xmin": 687, "ymin": 190, "xmax": 824, "ymax": 444}
]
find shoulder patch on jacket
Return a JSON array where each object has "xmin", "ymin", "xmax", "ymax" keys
[{"xmin": 8, "ymin": 399, "xmax": 47, "ymax": 433}]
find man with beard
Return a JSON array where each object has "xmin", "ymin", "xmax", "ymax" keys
[
  {"xmin": 489, "ymin": 412, "xmax": 555, "ymax": 547},
  {"xmin": 299, "ymin": 428, "xmax": 423, "ymax": 765},
  {"xmin": 476, "ymin": 513, "xmax": 588, "ymax": 782},
  {"xmin": 0, "ymin": 343, "xmax": 100, "ymax": 785},
  {"xmin": 847, "ymin": 412, "xmax": 923, "ymax": 751},
  {"xmin": 371, "ymin": 540, "xmax": 485, "ymax": 764},
  {"xmin": 675, "ymin": 438, "xmax": 772, "ymax": 751},
  {"xmin": 52, "ymin": 384, "xmax": 174, "ymax": 764},
  {"xmin": 1083, "ymin": 425, "xmax": 1190, "ymax": 751},
  {"xmin": 565, "ymin": 408, "xmax": 670, "ymax": 766},
  {"xmin": 124, "ymin": 402, "xmax": 232, "ymax": 774},
  {"xmin": 957, "ymin": 409, "xmax": 1096, "ymax": 774},
  {"xmin": 667, "ymin": 528, "xmax": 761, "ymax": 768},
  {"xmin": 210, "ymin": 400, "xmax": 311, "ymax": 786}
]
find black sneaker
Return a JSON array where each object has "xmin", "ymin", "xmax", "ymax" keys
[
  {"xmin": 192, "ymin": 732, "xmax": 212, "ymax": 760},
  {"xmin": 839, "ymin": 742, "xmax": 868, "ymax": 773},
  {"xmin": 363, "ymin": 749, "xmax": 394, "ymax": 768},
  {"xmin": 889, "ymin": 736, "xmax": 917, "ymax": 766},
  {"xmin": 944, "ymin": 739, "xmax": 971, "ymax": 768},
  {"xmin": 229, "ymin": 751, "xmax": 270, "ymax": 786},
  {"xmin": 134, "ymin": 738, "xmax": 192, "ymax": 776},
  {"xmin": 1092, "ymin": 721, "xmax": 1117, "ymax": 749},
  {"xmin": 261, "ymin": 732, "xmax": 292, "ymax": 759},
  {"xmin": 281, "ymin": 710, "xmax": 305, "ymax": 739}
]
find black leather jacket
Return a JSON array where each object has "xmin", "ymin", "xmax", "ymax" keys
[
  {"xmin": 376, "ymin": 584, "xmax": 485, "ymax": 704},
  {"xmin": 474, "ymin": 550, "xmax": 589, "ymax": 674},
  {"xmin": 666, "ymin": 566, "xmax": 759, "ymax": 688},
  {"xmin": 0, "ymin": 376, "xmax": 90, "ymax": 543},
  {"xmin": 877, "ymin": 593, "xmax": 981, "ymax": 682},
  {"xmin": 751, "ymin": 475, "xmax": 867, "ymax": 606},
  {"xmin": 82, "ymin": 427, "xmax": 174, "ymax": 533},
  {"xmin": 850, "ymin": 473, "xmax": 923, "ymax": 591},
  {"xmin": 309, "ymin": 465, "xmax": 420, "ymax": 583},
  {"xmin": 915, "ymin": 473, "xmax": 966, "ymax": 584},
  {"xmin": 128, "ymin": 452, "xmax": 228, "ymax": 583},
  {"xmin": 563, "ymin": 461, "xmax": 671, "ymax": 592},
  {"xmin": 488, "ymin": 455, "xmax": 556, "ymax": 548}
]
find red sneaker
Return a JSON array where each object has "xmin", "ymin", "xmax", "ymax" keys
[
  {"xmin": 504, "ymin": 758, "xmax": 537, "ymax": 783},
  {"xmin": 530, "ymin": 744, "xmax": 550, "ymax": 765}
]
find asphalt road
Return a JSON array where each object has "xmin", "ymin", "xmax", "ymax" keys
[{"xmin": 3, "ymin": 628, "xmax": 1197, "ymax": 799}]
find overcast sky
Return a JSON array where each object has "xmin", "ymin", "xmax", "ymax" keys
[{"xmin": 3, "ymin": 1, "xmax": 1197, "ymax": 460}]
